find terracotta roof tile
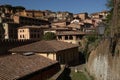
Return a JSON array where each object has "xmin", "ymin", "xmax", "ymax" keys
[
  {"xmin": 10, "ymin": 40, "xmax": 78, "ymax": 53},
  {"xmin": 0, "ymin": 54, "xmax": 58, "ymax": 80}
]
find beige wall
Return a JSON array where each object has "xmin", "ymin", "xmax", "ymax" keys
[
  {"xmin": 57, "ymin": 35, "xmax": 83, "ymax": 45},
  {"xmin": 34, "ymin": 11, "xmax": 44, "ymax": 18},
  {"xmin": 18, "ymin": 28, "xmax": 30, "ymax": 40},
  {"xmin": 37, "ymin": 53, "xmax": 56, "ymax": 60},
  {"xmin": 13, "ymin": 15, "xmax": 20, "ymax": 23},
  {"xmin": 18, "ymin": 27, "xmax": 43, "ymax": 40},
  {"xmin": 58, "ymin": 39, "xmax": 81, "ymax": 45},
  {"xmin": 36, "ymin": 47, "xmax": 79, "ymax": 65},
  {"xmin": 84, "ymin": 19, "xmax": 93, "ymax": 24},
  {"xmin": 77, "ymin": 13, "xmax": 88, "ymax": 20},
  {"xmin": 18, "ymin": 10, "xmax": 44, "ymax": 18},
  {"xmin": 51, "ymin": 22, "xmax": 66, "ymax": 28}
]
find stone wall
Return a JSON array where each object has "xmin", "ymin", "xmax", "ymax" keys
[{"xmin": 87, "ymin": 39, "xmax": 120, "ymax": 80}]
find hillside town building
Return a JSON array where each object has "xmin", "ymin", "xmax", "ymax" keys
[
  {"xmin": 18, "ymin": 25, "xmax": 49, "ymax": 40},
  {"xmin": 3, "ymin": 22, "xmax": 20, "ymax": 39},
  {"xmin": 51, "ymin": 21, "xmax": 70, "ymax": 28},
  {"xmin": 68, "ymin": 18, "xmax": 84, "ymax": 30},
  {"xmin": 0, "ymin": 17, "xmax": 13, "ymax": 23},
  {"xmin": 16, "ymin": 10, "xmax": 45, "ymax": 19},
  {"xmin": 13, "ymin": 15, "xmax": 49, "ymax": 26},
  {"xmin": 56, "ymin": 31, "xmax": 85, "ymax": 45},
  {"xmin": 74, "ymin": 13, "xmax": 89, "ymax": 20},
  {"xmin": 44, "ymin": 27, "xmax": 71, "ymax": 34}
]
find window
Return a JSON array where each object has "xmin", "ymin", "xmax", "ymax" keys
[
  {"xmin": 30, "ymin": 30, "xmax": 33, "ymax": 33},
  {"xmin": 34, "ymin": 30, "xmax": 36, "ymax": 33},
  {"xmin": 76, "ymin": 35, "xmax": 79, "ymax": 39},
  {"xmin": 30, "ymin": 34, "xmax": 33, "ymax": 38},
  {"xmin": 69, "ymin": 35, "xmax": 73, "ymax": 40},
  {"xmin": 20, "ymin": 35, "xmax": 22, "ymax": 38},
  {"xmin": 23, "ymin": 35, "xmax": 25, "ymax": 38},
  {"xmin": 78, "ymin": 42, "xmax": 82, "ymax": 46},
  {"xmin": 19, "ymin": 29, "xmax": 24, "ymax": 32},
  {"xmin": 58, "ymin": 36, "xmax": 62, "ymax": 40},
  {"xmin": 77, "ymin": 35, "xmax": 83, "ymax": 40},
  {"xmin": 65, "ymin": 36, "xmax": 68, "ymax": 40},
  {"xmin": 34, "ymin": 34, "xmax": 36, "ymax": 38},
  {"xmin": 37, "ymin": 34, "xmax": 40, "ymax": 38}
]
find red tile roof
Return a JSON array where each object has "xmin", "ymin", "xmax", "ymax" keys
[
  {"xmin": 9, "ymin": 40, "xmax": 79, "ymax": 53},
  {"xmin": 0, "ymin": 54, "xmax": 58, "ymax": 80}
]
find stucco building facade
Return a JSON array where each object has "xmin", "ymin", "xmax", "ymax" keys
[
  {"xmin": 18, "ymin": 26, "xmax": 45, "ymax": 40},
  {"xmin": 16, "ymin": 10, "xmax": 45, "ymax": 19},
  {"xmin": 56, "ymin": 31, "xmax": 85, "ymax": 45},
  {"xmin": 74, "ymin": 13, "xmax": 88, "ymax": 20},
  {"xmin": 13, "ymin": 15, "xmax": 49, "ymax": 26}
]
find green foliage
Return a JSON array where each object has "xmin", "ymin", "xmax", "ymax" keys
[
  {"xmin": 104, "ymin": 0, "xmax": 114, "ymax": 36},
  {"xmin": 0, "ymin": 4, "xmax": 25, "ymax": 14},
  {"xmin": 104, "ymin": 25, "xmax": 111, "ymax": 36},
  {"xmin": 106, "ymin": 0, "xmax": 114, "ymax": 9},
  {"xmin": 86, "ymin": 34, "xmax": 98, "ymax": 43},
  {"xmin": 90, "ymin": 75, "xmax": 95, "ymax": 80},
  {"xmin": 105, "ymin": 0, "xmax": 120, "ymax": 37},
  {"xmin": 43, "ymin": 32, "xmax": 56, "ymax": 40},
  {"xmin": 71, "ymin": 71, "xmax": 88, "ymax": 80},
  {"xmin": 14, "ymin": 6, "xmax": 25, "ymax": 10},
  {"xmin": 3, "ymin": 4, "xmax": 12, "ymax": 8},
  {"xmin": 82, "ymin": 35, "xmax": 101, "ymax": 62}
]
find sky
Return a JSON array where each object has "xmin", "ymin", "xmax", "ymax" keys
[{"xmin": 0, "ymin": 0, "xmax": 108, "ymax": 14}]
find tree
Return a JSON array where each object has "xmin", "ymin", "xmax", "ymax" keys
[
  {"xmin": 13, "ymin": 6, "xmax": 25, "ymax": 13},
  {"xmin": 104, "ymin": 0, "xmax": 120, "ymax": 37},
  {"xmin": 110, "ymin": 0, "xmax": 120, "ymax": 37},
  {"xmin": 43, "ymin": 32, "xmax": 56, "ymax": 40},
  {"xmin": 14, "ymin": 6, "xmax": 25, "ymax": 10},
  {"xmin": 3, "ymin": 4, "xmax": 12, "ymax": 9},
  {"xmin": 104, "ymin": 0, "xmax": 114, "ymax": 36},
  {"xmin": 106, "ymin": 0, "xmax": 114, "ymax": 9}
]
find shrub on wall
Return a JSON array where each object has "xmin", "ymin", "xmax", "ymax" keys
[{"xmin": 43, "ymin": 32, "xmax": 56, "ymax": 40}]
